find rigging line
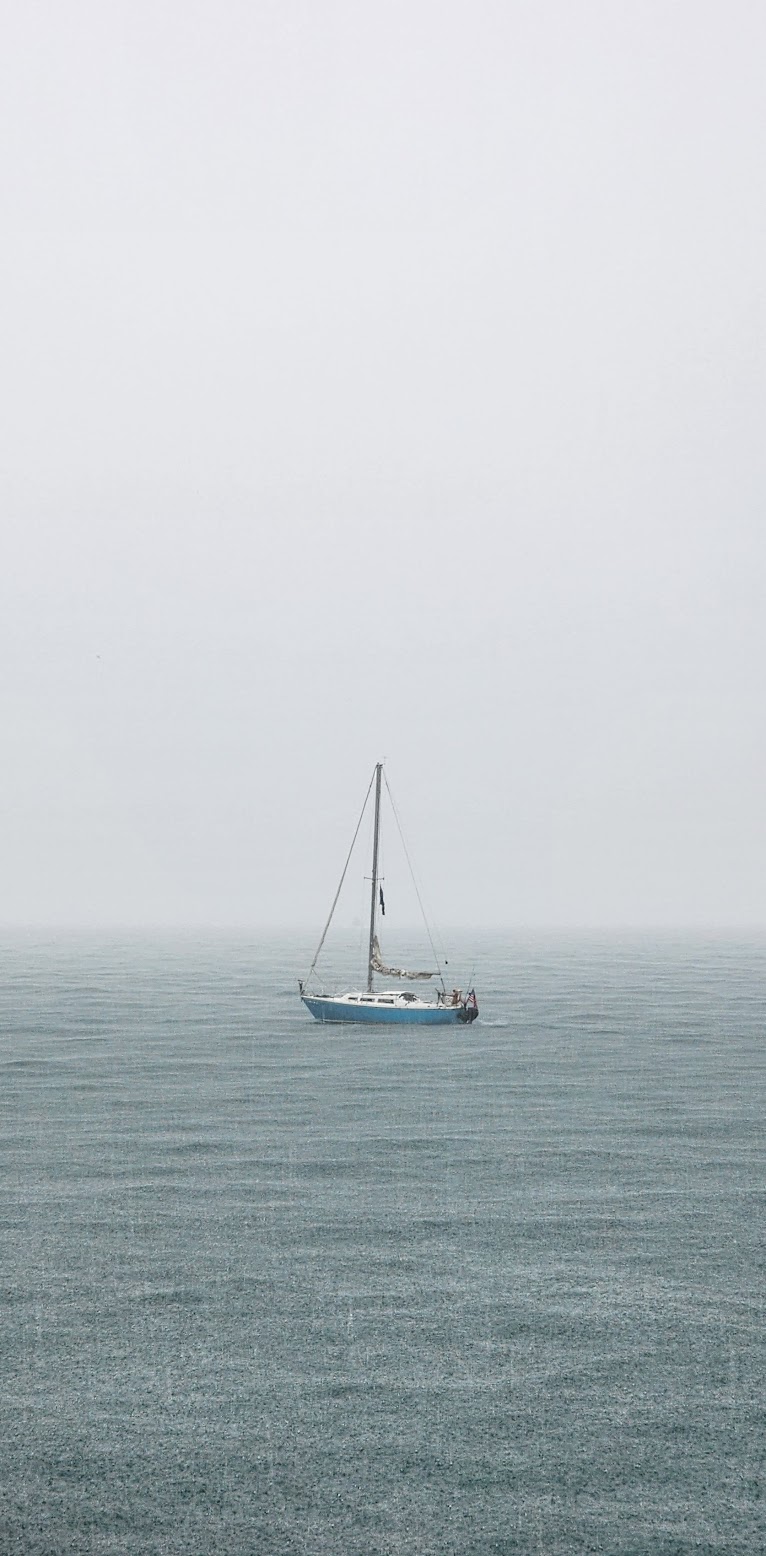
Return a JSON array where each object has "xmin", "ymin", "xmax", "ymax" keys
[
  {"xmin": 383, "ymin": 771, "xmax": 446, "ymax": 991},
  {"xmin": 305, "ymin": 767, "xmax": 376, "ymax": 982}
]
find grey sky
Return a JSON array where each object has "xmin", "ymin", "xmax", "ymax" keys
[{"xmin": 2, "ymin": 1, "xmax": 764, "ymax": 928}]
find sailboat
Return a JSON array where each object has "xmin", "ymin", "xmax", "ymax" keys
[{"xmin": 299, "ymin": 763, "xmax": 478, "ymax": 1025}]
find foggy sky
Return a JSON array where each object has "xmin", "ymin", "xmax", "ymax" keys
[{"xmin": 2, "ymin": 1, "xmax": 765, "ymax": 929}]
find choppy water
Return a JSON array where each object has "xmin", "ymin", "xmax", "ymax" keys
[{"xmin": 1, "ymin": 932, "xmax": 764, "ymax": 1554}]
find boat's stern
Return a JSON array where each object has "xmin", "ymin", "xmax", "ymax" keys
[{"xmin": 457, "ymin": 990, "xmax": 479, "ymax": 1023}]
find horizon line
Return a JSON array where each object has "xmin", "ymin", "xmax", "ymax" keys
[{"xmin": 1, "ymin": 921, "xmax": 765, "ymax": 936}]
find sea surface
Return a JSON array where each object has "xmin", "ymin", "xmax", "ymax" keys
[{"xmin": 1, "ymin": 932, "xmax": 764, "ymax": 1555}]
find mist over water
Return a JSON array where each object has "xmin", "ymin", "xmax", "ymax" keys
[
  {"xmin": 2, "ymin": 932, "xmax": 764, "ymax": 1554},
  {"xmin": 4, "ymin": 4, "xmax": 766, "ymax": 933}
]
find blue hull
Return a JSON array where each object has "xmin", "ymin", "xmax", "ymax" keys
[{"xmin": 302, "ymin": 996, "xmax": 476, "ymax": 1026}]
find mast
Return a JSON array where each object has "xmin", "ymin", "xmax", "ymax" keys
[{"xmin": 367, "ymin": 762, "xmax": 383, "ymax": 991}]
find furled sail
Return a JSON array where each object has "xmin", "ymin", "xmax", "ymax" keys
[{"xmin": 371, "ymin": 935, "xmax": 434, "ymax": 980}]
